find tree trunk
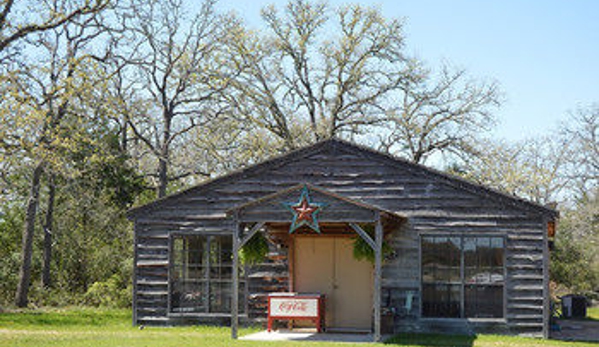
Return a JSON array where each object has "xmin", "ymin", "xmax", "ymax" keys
[
  {"xmin": 15, "ymin": 162, "xmax": 44, "ymax": 307},
  {"xmin": 157, "ymin": 113, "xmax": 171, "ymax": 198},
  {"xmin": 157, "ymin": 153, "xmax": 168, "ymax": 198},
  {"xmin": 120, "ymin": 115, "xmax": 128, "ymax": 152},
  {"xmin": 42, "ymin": 176, "xmax": 56, "ymax": 289}
]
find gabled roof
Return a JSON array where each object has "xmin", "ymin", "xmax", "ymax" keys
[{"xmin": 127, "ymin": 138, "xmax": 558, "ymax": 219}]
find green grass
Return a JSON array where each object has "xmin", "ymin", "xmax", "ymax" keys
[
  {"xmin": 587, "ymin": 307, "xmax": 599, "ymax": 320},
  {"xmin": 0, "ymin": 307, "xmax": 597, "ymax": 347}
]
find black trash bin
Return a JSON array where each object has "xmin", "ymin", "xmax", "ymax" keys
[{"xmin": 561, "ymin": 294, "xmax": 587, "ymax": 318}]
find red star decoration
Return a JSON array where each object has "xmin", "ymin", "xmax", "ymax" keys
[
  {"xmin": 292, "ymin": 196, "xmax": 319, "ymax": 223},
  {"xmin": 284, "ymin": 185, "xmax": 326, "ymax": 233}
]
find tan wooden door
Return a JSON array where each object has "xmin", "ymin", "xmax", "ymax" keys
[{"xmin": 294, "ymin": 236, "xmax": 373, "ymax": 331}]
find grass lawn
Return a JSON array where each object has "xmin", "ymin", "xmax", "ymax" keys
[
  {"xmin": 587, "ymin": 307, "xmax": 599, "ymax": 320},
  {"xmin": 1, "ymin": 307, "xmax": 597, "ymax": 347}
]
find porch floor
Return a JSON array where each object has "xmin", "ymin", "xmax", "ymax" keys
[{"xmin": 240, "ymin": 329, "xmax": 388, "ymax": 343}]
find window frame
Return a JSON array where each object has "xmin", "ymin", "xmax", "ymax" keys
[
  {"xmin": 167, "ymin": 232, "xmax": 245, "ymax": 317},
  {"xmin": 418, "ymin": 233, "xmax": 507, "ymax": 321}
]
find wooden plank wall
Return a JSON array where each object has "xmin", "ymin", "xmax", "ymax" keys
[
  {"xmin": 246, "ymin": 239, "xmax": 290, "ymax": 319},
  {"xmin": 132, "ymin": 140, "xmax": 548, "ymax": 336}
]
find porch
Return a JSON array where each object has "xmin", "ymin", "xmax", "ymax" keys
[{"xmin": 228, "ymin": 184, "xmax": 405, "ymax": 342}]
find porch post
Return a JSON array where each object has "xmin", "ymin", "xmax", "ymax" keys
[
  {"xmin": 542, "ymin": 217, "xmax": 550, "ymax": 339},
  {"xmin": 231, "ymin": 217, "xmax": 240, "ymax": 339},
  {"xmin": 373, "ymin": 214, "xmax": 383, "ymax": 342}
]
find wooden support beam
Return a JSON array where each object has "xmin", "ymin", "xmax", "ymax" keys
[
  {"xmin": 373, "ymin": 216, "xmax": 383, "ymax": 342},
  {"xmin": 231, "ymin": 218, "xmax": 241, "ymax": 339},
  {"xmin": 239, "ymin": 221, "xmax": 266, "ymax": 249},
  {"xmin": 349, "ymin": 223, "xmax": 376, "ymax": 250}
]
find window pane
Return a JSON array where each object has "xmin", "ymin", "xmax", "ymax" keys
[
  {"xmin": 210, "ymin": 281, "xmax": 231, "ymax": 313},
  {"xmin": 464, "ymin": 236, "xmax": 504, "ymax": 318},
  {"xmin": 464, "ymin": 237, "xmax": 476, "ymax": 284},
  {"xmin": 465, "ymin": 285, "xmax": 503, "ymax": 318},
  {"xmin": 421, "ymin": 236, "xmax": 461, "ymax": 318},
  {"xmin": 422, "ymin": 283, "xmax": 461, "ymax": 318},
  {"xmin": 464, "ymin": 237, "xmax": 504, "ymax": 285},
  {"xmin": 421, "ymin": 237, "xmax": 437, "ymax": 283},
  {"xmin": 490, "ymin": 237, "xmax": 504, "ymax": 284},
  {"xmin": 171, "ymin": 279, "xmax": 208, "ymax": 313},
  {"xmin": 446, "ymin": 237, "xmax": 461, "ymax": 282},
  {"xmin": 490, "ymin": 237, "xmax": 504, "ymax": 267},
  {"xmin": 422, "ymin": 237, "xmax": 460, "ymax": 283},
  {"xmin": 211, "ymin": 265, "xmax": 232, "ymax": 280}
]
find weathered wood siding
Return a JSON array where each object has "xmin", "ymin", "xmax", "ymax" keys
[
  {"xmin": 131, "ymin": 140, "xmax": 552, "ymax": 336},
  {"xmin": 246, "ymin": 241, "xmax": 290, "ymax": 319},
  {"xmin": 236, "ymin": 185, "xmax": 379, "ymax": 223}
]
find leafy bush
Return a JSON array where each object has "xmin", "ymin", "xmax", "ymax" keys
[
  {"xmin": 83, "ymin": 274, "xmax": 131, "ymax": 308},
  {"xmin": 550, "ymin": 192, "xmax": 599, "ymax": 294},
  {"xmin": 0, "ymin": 206, "xmax": 25, "ymax": 306},
  {"xmin": 29, "ymin": 285, "xmax": 84, "ymax": 307}
]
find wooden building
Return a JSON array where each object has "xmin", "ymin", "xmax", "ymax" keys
[{"xmin": 127, "ymin": 138, "xmax": 557, "ymax": 341}]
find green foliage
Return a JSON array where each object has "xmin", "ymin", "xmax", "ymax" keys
[
  {"xmin": 352, "ymin": 224, "xmax": 393, "ymax": 263},
  {"xmin": 240, "ymin": 232, "xmax": 269, "ymax": 265},
  {"xmin": 0, "ymin": 206, "xmax": 24, "ymax": 306},
  {"xmin": 83, "ymin": 274, "xmax": 132, "ymax": 308},
  {"xmin": 27, "ymin": 286, "xmax": 83, "ymax": 308},
  {"xmin": 65, "ymin": 131, "xmax": 146, "ymax": 209},
  {"xmin": 0, "ymin": 252, "xmax": 21, "ymax": 307},
  {"xmin": 551, "ymin": 232, "xmax": 597, "ymax": 293},
  {"xmin": 550, "ymin": 190, "xmax": 599, "ymax": 294},
  {"xmin": 0, "ymin": 121, "xmax": 140, "ymax": 306}
]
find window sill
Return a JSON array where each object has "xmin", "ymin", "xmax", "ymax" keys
[
  {"xmin": 168, "ymin": 312, "xmax": 248, "ymax": 318},
  {"xmin": 467, "ymin": 318, "xmax": 506, "ymax": 323},
  {"xmin": 420, "ymin": 317, "xmax": 506, "ymax": 323}
]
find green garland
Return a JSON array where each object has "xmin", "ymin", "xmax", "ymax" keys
[
  {"xmin": 240, "ymin": 232, "xmax": 269, "ymax": 265},
  {"xmin": 352, "ymin": 225, "xmax": 393, "ymax": 263}
]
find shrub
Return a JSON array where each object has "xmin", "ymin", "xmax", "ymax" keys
[{"xmin": 83, "ymin": 274, "xmax": 131, "ymax": 308}]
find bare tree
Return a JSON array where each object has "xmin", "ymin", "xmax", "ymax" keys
[
  {"xmin": 113, "ymin": 0, "xmax": 237, "ymax": 197},
  {"xmin": 0, "ymin": 0, "xmax": 108, "ymax": 59},
  {"xmin": 563, "ymin": 104, "xmax": 598, "ymax": 196},
  {"xmin": 454, "ymin": 103, "xmax": 597, "ymax": 205},
  {"xmin": 379, "ymin": 64, "xmax": 501, "ymax": 164},
  {"xmin": 226, "ymin": 0, "xmax": 411, "ymax": 150},
  {"xmin": 456, "ymin": 136, "xmax": 571, "ymax": 204}
]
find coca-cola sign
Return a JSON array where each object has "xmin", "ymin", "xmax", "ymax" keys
[{"xmin": 269, "ymin": 297, "xmax": 319, "ymax": 317}]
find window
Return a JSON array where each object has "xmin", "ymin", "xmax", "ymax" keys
[
  {"xmin": 464, "ymin": 237, "xmax": 504, "ymax": 318},
  {"xmin": 422, "ymin": 237, "xmax": 461, "ymax": 318},
  {"xmin": 421, "ymin": 235, "xmax": 504, "ymax": 319},
  {"xmin": 170, "ymin": 234, "xmax": 243, "ymax": 314}
]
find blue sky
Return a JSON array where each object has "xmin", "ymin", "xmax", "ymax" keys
[{"xmin": 214, "ymin": 0, "xmax": 599, "ymax": 141}]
